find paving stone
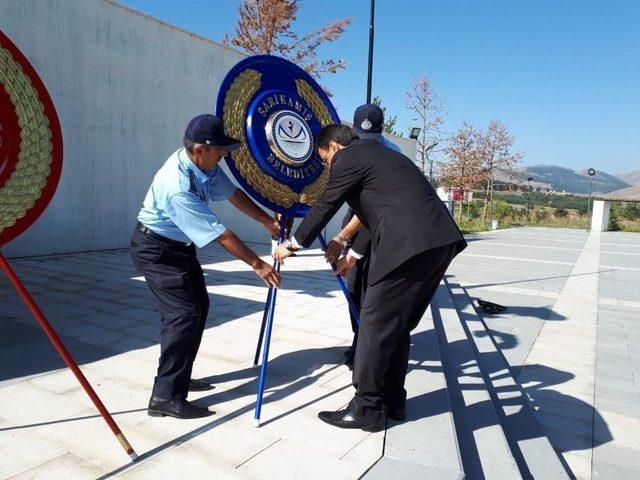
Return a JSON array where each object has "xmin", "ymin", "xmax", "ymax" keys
[
  {"xmin": 0, "ymin": 417, "xmax": 68, "ymax": 479},
  {"xmin": 2, "ymin": 230, "xmax": 638, "ymax": 479},
  {"xmin": 0, "ymin": 381, "xmax": 88, "ymax": 425},
  {"xmin": 116, "ymin": 307, "xmax": 158, "ymax": 320},
  {"xmin": 62, "ymin": 324, "xmax": 127, "ymax": 345},
  {"xmin": 10, "ymin": 452, "xmax": 108, "ymax": 479},
  {"xmin": 74, "ymin": 312, "xmax": 140, "ymax": 330}
]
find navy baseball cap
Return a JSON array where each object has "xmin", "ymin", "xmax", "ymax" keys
[
  {"xmin": 353, "ymin": 104, "xmax": 384, "ymax": 138},
  {"xmin": 184, "ymin": 114, "xmax": 241, "ymax": 151}
]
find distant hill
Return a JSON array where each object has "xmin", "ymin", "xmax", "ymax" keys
[
  {"xmin": 616, "ymin": 170, "xmax": 640, "ymax": 186},
  {"xmin": 607, "ymin": 186, "xmax": 640, "ymax": 201},
  {"xmin": 521, "ymin": 165, "xmax": 631, "ymax": 194}
]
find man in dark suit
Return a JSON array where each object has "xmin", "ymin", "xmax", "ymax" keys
[
  {"xmin": 329, "ymin": 104, "xmax": 402, "ymax": 369},
  {"xmin": 274, "ymin": 124, "xmax": 466, "ymax": 430}
]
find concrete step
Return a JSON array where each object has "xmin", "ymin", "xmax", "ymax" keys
[
  {"xmin": 363, "ymin": 289, "xmax": 464, "ymax": 479},
  {"xmin": 444, "ymin": 275, "xmax": 570, "ymax": 480},
  {"xmin": 431, "ymin": 284, "xmax": 523, "ymax": 480}
]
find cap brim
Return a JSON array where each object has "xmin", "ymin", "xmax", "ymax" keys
[
  {"xmin": 356, "ymin": 132, "xmax": 382, "ymax": 140},
  {"xmin": 215, "ymin": 136, "xmax": 242, "ymax": 151}
]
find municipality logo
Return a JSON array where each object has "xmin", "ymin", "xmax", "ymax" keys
[{"xmin": 266, "ymin": 110, "xmax": 313, "ymax": 165}]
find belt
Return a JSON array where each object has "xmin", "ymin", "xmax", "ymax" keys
[{"xmin": 136, "ymin": 223, "xmax": 193, "ymax": 247}]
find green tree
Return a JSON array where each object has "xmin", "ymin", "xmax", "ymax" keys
[
  {"xmin": 554, "ymin": 207, "xmax": 568, "ymax": 218},
  {"xmin": 493, "ymin": 200, "xmax": 514, "ymax": 220},
  {"xmin": 534, "ymin": 208, "xmax": 549, "ymax": 222},
  {"xmin": 609, "ymin": 202, "xmax": 623, "ymax": 231},
  {"xmin": 623, "ymin": 202, "xmax": 640, "ymax": 220},
  {"xmin": 372, "ymin": 96, "xmax": 400, "ymax": 135}
]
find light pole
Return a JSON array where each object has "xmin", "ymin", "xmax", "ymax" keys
[
  {"xmin": 527, "ymin": 176, "xmax": 533, "ymax": 222},
  {"xmin": 586, "ymin": 168, "xmax": 596, "ymax": 231},
  {"xmin": 366, "ymin": 0, "xmax": 375, "ymax": 103},
  {"xmin": 489, "ymin": 163, "xmax": 496, "ymax": 229}
]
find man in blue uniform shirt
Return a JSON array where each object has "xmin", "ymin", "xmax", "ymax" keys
[{"xmin": 131, "ymin": 114, "xmax": 281, "ymax": 419}]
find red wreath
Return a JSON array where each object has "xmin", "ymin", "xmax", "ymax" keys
[{"xmin": 0, "ymin": 30, "xmax": 63, "ymax": 247}]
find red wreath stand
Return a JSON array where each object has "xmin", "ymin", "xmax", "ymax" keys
[{"xmin": 0, "ymin": 31, "xmax": 137, "ymax": 462}]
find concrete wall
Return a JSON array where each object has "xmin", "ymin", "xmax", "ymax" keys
[
  {"xmin": 1, "ymin": 0, "xmax": 415, "ymax": 257},
  {"xmin": 1, "ymin": 0, "xmax": 258, "ymax": 257}
]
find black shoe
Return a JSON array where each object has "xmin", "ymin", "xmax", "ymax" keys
[
  {"xmin": 147, "ymin": 397, "xmax": 214, "ymax": 419},
  {"xmin": 383, "ymin": 406, "xmax": 406, "ymax": 421},
  {"xmin": 317, "ymin": 407, "xmax": 385, "ymax": 432},
  {"xmin": 189, "ymin": 379, "xmax": 215, "ymax": 392}
]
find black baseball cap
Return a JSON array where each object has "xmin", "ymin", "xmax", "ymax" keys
[
  {"xmin": 184, "ymin": 114, "xmax": 241, "ymax": 151},
  {"xmin": 353, "ymin": 104, "xmax": 384, "ymax": 138}
]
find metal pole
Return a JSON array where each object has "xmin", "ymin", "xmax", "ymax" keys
[
  {"xmin": 253, "ymin": 260, "xmax": 276, "ymax": 367},
  {"xmin": 489, "ymin": 165, "xmax": 495, "ymax": 228},
  {"xmin": 318, "ymin": 234, "xmax": 361, "ymax": 325},
  {"xmin": 586, "ymin": 178, "xmax": 594, "ymax": 231},
  {"xmin": 0, "ymin": 252, "xmax": 138, "ymax": 462},
  {"xmin": 527, "ymin": 180, "xmax": 532, "ymax": 222},
  {"xmin": 253, "ymin": 218, "xmax": 287, "ymax": 426},
  {"xmin": 366, "ymin": 0, "xmax": 375, "ymax": 103}
]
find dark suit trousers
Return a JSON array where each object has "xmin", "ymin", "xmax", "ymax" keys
[
  {"xmin": 345, "ymin": 255, "xmax": 368, "ymax": 346},
  {"xmin": 352, "ymin": 243, "xmax": 458, "ymax": 417},
  {"xmin": 130, "ymin": 228, "xmax": 210, "ymax": 400}
]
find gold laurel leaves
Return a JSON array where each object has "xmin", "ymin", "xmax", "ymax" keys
[
  {"xmin": 0, "ymin": 47, "xmax": 53, "ymax": 232},
  {"xmin": 223, "ymin": 69, "xmax": 298, "ymax": 207},
  {"xmin": 295, "ymin": 79, "xmax": 333, "ymax": 205},
  {"xmin": 222, "ymin": 69, "xmax": 336, "ymax": 209}
]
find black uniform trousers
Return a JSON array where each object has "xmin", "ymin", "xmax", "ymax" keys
[
  {"xmin": 351, "ymin": 243, "xmax": 458, "ymax": 417},
  {"xmin": 130, "ymin": 227, "xmax": 209, "ymax": 400},
  {"xmin": 345, "ymin": 255, "xmax": 368, "ymax": 349}
]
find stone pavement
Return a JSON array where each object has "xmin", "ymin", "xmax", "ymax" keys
[
  {"xmin": 448, "ymin": 227, "xmax": 640, "ymax": 480},
  {"xmin": 1, "ymin": 226, "xmax": 638, "ymax": 479},
  {"xmin": 0, "ymin": 245, "xmax": 383, "ymax": 479}
]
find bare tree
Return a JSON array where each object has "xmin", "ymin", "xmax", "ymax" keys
[
  {"xmin": 405, "ymin": 74, "xmax": 445, "ymax": 181},
  {"xmin": 372, "ymin": 96, "xmax": 400, "ymax": 135},
  {"xmin": 223, "ymin": 0, "xmax": 351, "ymax": 80},
  {"xmin": 476, "ymin": 120, "xmax": 523, "ymax": 220},
  {"xmin": 439, "ymin": 123, "xmax": 484, "ymax": 220}
]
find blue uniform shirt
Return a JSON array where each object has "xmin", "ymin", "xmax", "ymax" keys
[
  {"xmin": 137, "ymin": 148, "xmax": 237, "ymax": 247},
  {"xmin": 379, "ymin": 135, "xmax": 401, "ymax": 153}
]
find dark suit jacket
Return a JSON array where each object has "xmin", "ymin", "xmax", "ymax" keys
[
  {"xmin": 295, "ymin": 139, "xmax": 466, "ymax": 286},
  {"xmin": 341, "ymin": 208, "xmax": 371, "ymax": 258}
]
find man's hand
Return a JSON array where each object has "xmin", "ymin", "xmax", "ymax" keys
[
  {"xmin": 324, "ymin": 236, "xmax": 345, "ymax": 264},
  {"xmin": 253, "ymin": 259, "xmax": 281, "ymax": 288},
  {"xmin": 263, "ymin": 217, "xmax": 281, "ymax": 237},
  {"xmin": 336, "ymin": 253, "xmax": 357, "ymax": 277},
  {"xmin": 273, "ymin": 243, "xmax": 294, "ymax": 264}
]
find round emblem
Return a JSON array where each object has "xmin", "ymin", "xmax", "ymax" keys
[
  {"xmin": 361, "ymin": 119, "xmax": 372, "ymax": 131},
  {"xmin": 216, "ymin": 55, "xmax": 340, "ymax": 217},
  {"xmin": 0, "ymin": 31, "xmax": 63, "ymax": 247},
  {"xmin": 266, "ymin": 110, "xmax": 313, "ymax": 166}
]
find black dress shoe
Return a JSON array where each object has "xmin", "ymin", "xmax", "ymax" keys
[
  {"xmin": 189, "ymin": 379, "xmax": 215, "ymax": 392},
  {"xmin": 147, "ymin": 397, "xmax": 214, "ymax": 419},
  {"xmin": 383, "ymin": 406, "xmax": 406, "ymax": 421},
  {"xmin": 317, "ymin": 407, "xmax": 385, "ymax": 432}
]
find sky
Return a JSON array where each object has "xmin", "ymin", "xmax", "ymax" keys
[{"xmin": 121, "ymin": 0, "xmax": 639, "ymax": 174}]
